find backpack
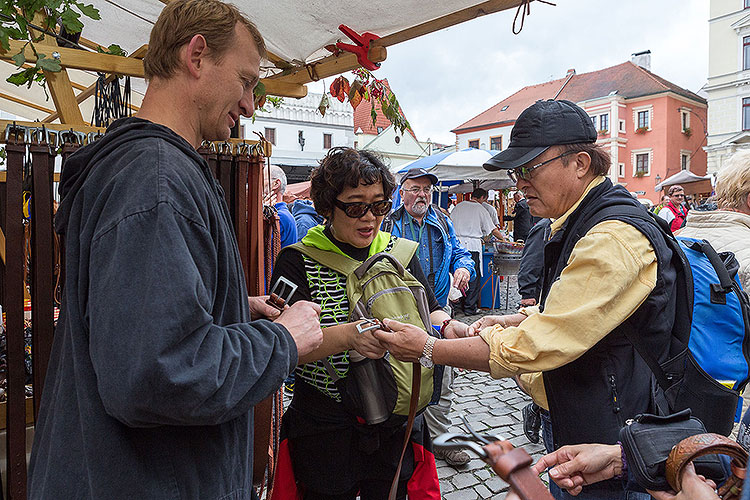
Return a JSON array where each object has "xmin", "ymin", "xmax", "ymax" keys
[
  {"xmin": 582, "ymin": 205, "xmax": 750, "ymax": 436},
  {"xmin": 290, "ymin": 237, "xmax": 439, "ymax": 421}
]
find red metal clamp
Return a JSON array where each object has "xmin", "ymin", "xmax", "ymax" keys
[{"xmin": 336, "ymin": 24, "xmax": 381, "ymax": 71}]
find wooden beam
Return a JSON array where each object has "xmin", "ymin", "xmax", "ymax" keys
[
  {"xmin": 1, "ymin": 39, "xmax": 146, "ymax": 77},
  {"xmin": 0, "ymin": 91, "xmax": 55, "ymax": 114},
  {"xmin": 30, "ymin": 13, "xmax": 85, "ymax": 125},
  {"xmin": 267, "ymin": 46, "xmax": 387, "ymax": 86},
  {"xmin": 376, "ymin": 0, "xmax": 524, "ymax": 47},
  {"xmin": 42, "ymin": 45, "xmax": 149, "ymax": 123}
]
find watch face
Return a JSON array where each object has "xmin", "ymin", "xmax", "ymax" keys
[{"xmin": 419, "ymin": 356, "xmax": 434, "ymax": 369}]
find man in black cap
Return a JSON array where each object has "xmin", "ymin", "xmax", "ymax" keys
[{"xmin": 374, "ymin": 100, "xmax": 679, "ymax": 500}]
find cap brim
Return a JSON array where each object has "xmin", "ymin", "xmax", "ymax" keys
[
  {"xmin": 401, "ymin": 172, "xmax": 439, "ymax": 185},
  {"xmin": 483, "ymin": 146, "xmax": 550, "ymax": 171}
]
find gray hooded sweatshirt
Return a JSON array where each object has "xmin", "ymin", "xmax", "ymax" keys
[{"xmin": 29, "ymin": 117, "xmax": 297, "ymax": 499}]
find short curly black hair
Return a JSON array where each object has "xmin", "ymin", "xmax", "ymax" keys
[{"xmin": 310, "ymin": 147, "xmax": 395, "ymax": 218}]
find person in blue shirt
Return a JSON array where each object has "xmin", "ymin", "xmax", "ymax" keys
[
  {"xmin": 264, "ymin": 165, "xmax": 297, "ymax": 248},
  {"xmin": 290, "ymin": 198, "xmax": 324, "ymax": 242},
  {"xmin": 383, "ymin": 167, "xmax": 475, "ymax": 467}
]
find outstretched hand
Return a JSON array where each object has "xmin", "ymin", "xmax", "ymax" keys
[
  {"xmin": 248, "ymin": 295, "xmax": 284, "ymax": 320},
  {"xmin": 372, "ymin": 318, "xmax": 429, "ymax": 362},
  {"xmin": 533, "ymin": 444, "xmax": 623, "ymax": 496},
  {"xmin": 466, "ymin": 313, "xmax": 526, "ymax": 336}
]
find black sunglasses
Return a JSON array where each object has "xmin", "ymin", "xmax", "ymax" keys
[
  {"xmin": 507, "ymin": 150, "xmax": 575, "ymax": 183},
  {"xmin": 333, "ymin": 198, "xmax": 392, "ymax": 218}
]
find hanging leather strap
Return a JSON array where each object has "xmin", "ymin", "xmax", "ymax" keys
[
  {"xmin": 388, "ymin": 361, "xmax": 421, "ymax": 500},
  {"xmin": 484, "ymin": 441, "xmax": 555, "ymax": 500},
  {"xmin": 666, "ymin": 433, "xmax": 748, "ymax": 500}
]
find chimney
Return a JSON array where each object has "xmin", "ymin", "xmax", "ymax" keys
[
  {"xmin": 566, "ymin": 68, "xmax": 576, "ymax": 77},
  {"xmin": 631, "ymin": 50, "xmax": 651, "ymax": 71}
]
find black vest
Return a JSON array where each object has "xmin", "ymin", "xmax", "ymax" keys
[{"xmin": 540, "ymin": 179, "xmax": 679, "ymax": 449}]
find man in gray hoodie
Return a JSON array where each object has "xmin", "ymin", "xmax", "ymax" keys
[{"xmin": 29, "ymin": 1, "xmax": 322, "ymax": 498}]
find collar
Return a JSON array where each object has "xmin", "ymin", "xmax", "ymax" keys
[
  {"xmin": 549, "ymin": 176, "xmax": 606, "ymax": 236},
  {"xmin": 301, "ymin": 224, "xmax": 391, "ymax": 257}
]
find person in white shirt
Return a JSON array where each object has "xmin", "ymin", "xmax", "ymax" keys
[
  {"xmin": 476, "ymin": 190, "xmax": 500, "ymax": 226},
  {"xmin": 450, "ymin": 188, "xmax": 505, "ymax": 315}
]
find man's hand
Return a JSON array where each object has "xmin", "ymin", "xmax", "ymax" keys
[
  {"xmin": 648, "ymin": 464, "xmax": 718, "ymax": 500},
  {"xmin": 372, "ymin": 318, "xmax": 429, "ymax": 362},
  {"xmin": 467, "ymin": 313, "xmax": 526, "ymax": 335},
  {"xmin": 453, "ymin": 268, "xmax": 471, "ymax": 291},
  {"xmin": 274, "ymin": 301, "xmax": 323, "ymax": 358},
  {"xmin": 248, "ymin": 295, "xmax": 284, "ymax": 320},
  {"xmin": 442, "ymin": 319, "xmax": 470, "ymax": 339},
  {"xmin": 532, "ymin": 444, "xmax": 622, "ymax": 496},
  {"xmin": 520, "ymin": 298, "xmax": 537, "ymax": 307},
  {"xmin": 349, "ymin": 324, "xmax": 387, "ymax": 359}
]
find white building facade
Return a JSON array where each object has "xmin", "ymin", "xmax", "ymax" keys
[
  {"xmin": 705, "ymin": 0, "xmax": 750, "ymax": 173},
  {"xmin": 241, "ymin": 92, "xmax": 354, "ymax": 182}
]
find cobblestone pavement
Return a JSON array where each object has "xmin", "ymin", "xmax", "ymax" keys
[{"xmin": 436, "ymin": 299, "xmax": 547, "ymax": 500}]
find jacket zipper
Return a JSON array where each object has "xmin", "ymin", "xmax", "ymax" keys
[{"xmin": 609, "ymin": 374, "xmax": 623, "ymax": 426}]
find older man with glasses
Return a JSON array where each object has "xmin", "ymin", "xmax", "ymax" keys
[
  {"xmin": 374, "ymin": 99, "xmax": 682, "ymax": 500},
  {"xmin": 383, "ymin": 167, "xmax": 475, "ymax": 466}
]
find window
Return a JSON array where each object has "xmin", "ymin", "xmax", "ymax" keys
[
  {"xmin": 746, "ymin": 0, "xmax": 750, "ymax": 9},
  {"xmin": 354, "ymin": 141, "xmax": 358, "ymax": 149},
  {"xmin": 681, "ymin": 153, "xmax": 690, "ymax": 171},
  {"xmin": 599, "ymin": 114, "xmax": 609, "ymax": 132},
  {"xmin": 619, "ymin": 120, "xmax": 626, "ymax": 132},
  {"xmin": 618, "ymin": 163, "xmax": 625, "ymax": 178},
  {"xmin": 744, "ymin": 98, "xmax": 750, "ymax": 130},
  {"xmin": 377, "ymin": 126, "xmax": 384, "ymax": 134},
  {"xmin": 681, "ymin": 110, "xmax": 690, "ymax": 131},
  {"xmin": 591, "ymin": 116, "xmax": 597, "ymax": 127},
  {"xmin": 490, "ymin": 136, "xmax": 502, "ymax": 150},
  {"xmin": 323, "ymin": 133, "xmax": 332, "ymax": 149},
  {"xmin": 501, "ymin": 105, "xmax": 509, "ymax": 111},
  {"xmin": 744, "ymin": 36, "xmax": 750, "ymax": 70},
  {"xmin": 468, "ymin": 139, "xmax": 480, "ymax": 148},
  {"xmin": 635, "ymin": 153, "xmax": 649, "ymax": 175},
  {"xmin": 637, "ymin": 110, "xmax": 650, "ymax": 129},
  {"xmin": 265, "ymin": 127, "xmax": 276, "ymax": 145}
]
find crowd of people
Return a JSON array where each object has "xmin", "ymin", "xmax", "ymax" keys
[{"xmin": 26, "ymin": 1, "xmax": 750, "ymax": 499}]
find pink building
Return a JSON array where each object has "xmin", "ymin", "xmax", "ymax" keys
[{"xmin": 452, "ymin": 56, "xmax": 708, "ymax": 204}]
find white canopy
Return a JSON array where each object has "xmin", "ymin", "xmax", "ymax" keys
[
  {"xmin": 0, "ymin": 0, "xmax": 525, "ymax": 123},
  {"xmin": 397, "ymin": 148, "xmax": 506, "ymax": 182},
  {"xmin": 655, "ymin": 170, "xmax": 712, "ymax": 191}
]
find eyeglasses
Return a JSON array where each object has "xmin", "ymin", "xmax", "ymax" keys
[
  {"xmin": 403, "ymin": 186, "xmax": 434, "ymax": 196},
  {"xmin": 333, "ymin": 198, "xmax": 392, "ymax": 218},
  {"xmin": 507, "ymin": 151, "xmax": 575, "ymax": 183}
]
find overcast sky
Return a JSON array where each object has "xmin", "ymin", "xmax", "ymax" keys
[{"xmin": 374, "ymin": 0, "xmax": 709, "ymax": 145}]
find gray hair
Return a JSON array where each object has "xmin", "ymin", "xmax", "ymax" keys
[
  {"xmin": 715, "ymin": 150, "xmax": 750, "ymax": 210},
  {"xmin": 269, "ymin": 165, "xmax": 287, "ymax": 194}
]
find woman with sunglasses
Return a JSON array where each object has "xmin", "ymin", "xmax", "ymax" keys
[{"xmin": 269, "ymin": 147, "xmax": 450, "ymax": 500}]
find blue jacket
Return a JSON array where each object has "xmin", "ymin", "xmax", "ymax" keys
[
  {"xmin": 383, "ymin": 205, "xmax": 475, "ymax": 307},
  {"xmin": 275, "ymin": 202, "xmax": 297, "ymax": 248},
  {"xmin": 290, "ymin": 199, "xmax": 324, "ymax": 242}
]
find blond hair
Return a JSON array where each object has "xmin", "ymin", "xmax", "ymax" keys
[
  {"xmin": 715, "ymin": 150, "xmax": 750, "ymax": 210},
  {"xmin": 143, "ymin": 0, "xmax": 266, "ymax": 80}
]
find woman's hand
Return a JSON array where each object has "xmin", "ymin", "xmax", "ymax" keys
[
  {"xmin": 532, "ymin": 444, "xmax": 623, "ymax": 496},
  {"xmin": 372, "ymin": 318, "xmax": 429, "ymax": 362},
  {"xmin": 349, "ymin": 323, "xmax": 387, "ymax": 359},
  {"xmin": 648, "ymin": 464, "xmax": 718, "ymax": 500},
  {"xmin": 467, "ymin": 313, "xmax": 526, "ymax": 335},
  {"xmin": 442, "ymin": 320, "xmax": 470, "ymax": 339}
]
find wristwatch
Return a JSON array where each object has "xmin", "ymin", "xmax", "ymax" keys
[{"xmin": 419, "ymin": 335, "xmax": 436, "ymax": 368}]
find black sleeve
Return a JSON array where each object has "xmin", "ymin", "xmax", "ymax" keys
[
  {"xmin": 406, "ymin": 254, "xmax": 441, "ymax": 313},
  {"xmin": 269, "ymin": 247, "xmax": 312, "ymax": 304},
  {"xmin": 517, "ymin": 219, "xmax": 549, "ymax": 301}
]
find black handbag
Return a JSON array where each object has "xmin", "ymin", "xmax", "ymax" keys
[{"xmin": 619, "ymin": 409, "xmax": 727, "ymax": 490}]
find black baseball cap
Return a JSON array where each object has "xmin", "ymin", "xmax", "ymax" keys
[
  {"xmin": 483, "ymin": 99, "xmax": 597, "ymax": 171},
  {"xmin": 400, "ymin": 167, "xmax": 438, "ymax": 185}
]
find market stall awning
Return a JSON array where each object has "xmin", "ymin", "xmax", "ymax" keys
[
  {"xmin": 0, "ymin": 0, "xmax": 526, "ymax": 124},
  {"xmin": 655, "ymin": 170, "xmax": 712, "ymax": 191}
]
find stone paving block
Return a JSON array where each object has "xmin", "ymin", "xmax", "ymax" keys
[
  {"xmin": 475, "ymin": 484, "xmax": 493, "ymax": 498},
  {"xmin": 476, "ymin": 469, "xmax": 492, "ymax": 481},
  {"xmin": 485, "ymin": 476, "xmax": 507, "ymax": 493},
  {"xmin": 445, "ymin": 489, "xmax": 480, "ymax": 500},
  {"xmin": 440, "ymin": 479, "xmax": 455, "ymax": 493},
  {"xmin": 452, "ymin": 472, "xmax": 480, "ymax": 489}
]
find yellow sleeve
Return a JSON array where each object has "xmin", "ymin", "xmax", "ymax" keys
[
  {"xmin": 479, "ymin": 220, "xmax": 657, "ymax": 379},
  {"xmin": 518, "ymin": 372, "xmax": 549, "ymax": 410}
]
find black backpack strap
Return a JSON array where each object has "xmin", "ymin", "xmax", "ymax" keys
[{"xmin": 578, "ymin": 204, "xmax": 686, "ymax": 392}]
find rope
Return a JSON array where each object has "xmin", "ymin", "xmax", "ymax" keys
[
  {"xmin": 92, "ymin": 74, "xmax": 132, "ymax": 128},
  {"xmin": 512, "ymin": 0, "xmax": 556, "ymax": 35}
]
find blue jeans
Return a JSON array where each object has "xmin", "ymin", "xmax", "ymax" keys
[{"xmin": 540, "ymin": 411, "xmax": 652, "ymax": 500}]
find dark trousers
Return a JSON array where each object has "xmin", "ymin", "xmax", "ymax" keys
[{"xmin": 464, "ymin": 251, "xmax": 481, "ymax": 313}]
